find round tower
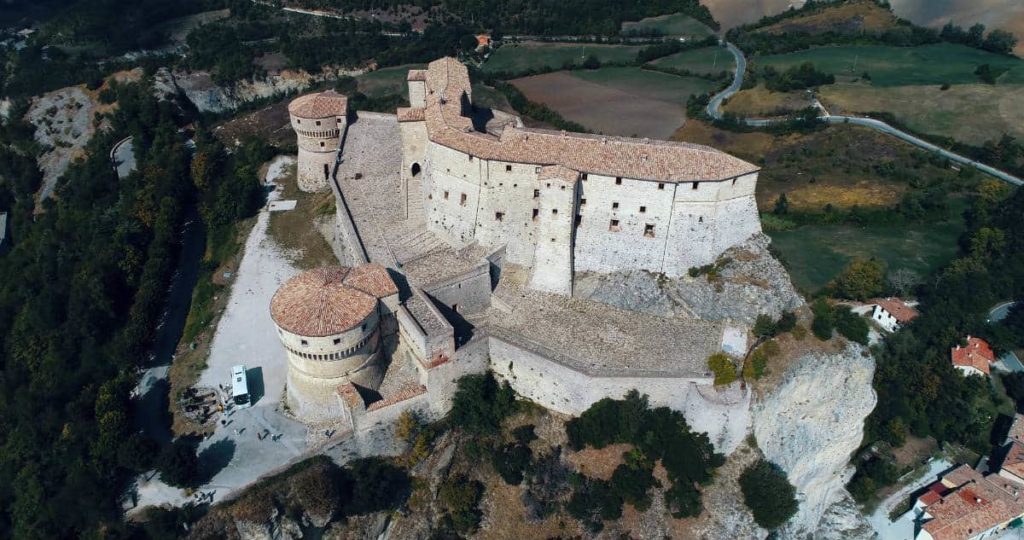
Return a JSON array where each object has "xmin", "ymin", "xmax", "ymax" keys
[
  {"xmin": 288, "ymin": 90, "xmax": 349, "ymax": 192},
  {"xmin": 270, "ymin": 265, "xmax": 397, "ymax": 423}
]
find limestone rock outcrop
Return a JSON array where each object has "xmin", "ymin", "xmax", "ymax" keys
[
  {"xmin": 753, "ymin": 343, "xmax": 876, "ymax": 538},
  {"xmin": 575, "ymin": 233, "xmax": 803, "ymax": 325},
  {"xmin": 153, "ymin": 67, "xmax": 365, "ymax": 114}
]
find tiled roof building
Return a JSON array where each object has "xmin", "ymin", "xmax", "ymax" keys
[
  {"xmin": 951, "ymin": 336, "xmax": 996, "ymax": 377},
  {"xmin": 915, "ymin": 465, "xmax": 1024, "ymax": 540}
]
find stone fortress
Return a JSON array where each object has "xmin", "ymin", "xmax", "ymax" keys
[{"xmin": 275, "ymin": 57, "xmax": 769, "ymax": 451}]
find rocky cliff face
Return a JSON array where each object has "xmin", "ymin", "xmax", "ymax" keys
[
  {"xmin": 575, "ymin": 234, "xmax": 803, "ymax": 325},
  {"xmin": 754, "ymin": 343, "xmax": 877, "ymax": 539},
  {"xmin": 153, "ymin": 66, "xmax": 365, "ymax": 114}
]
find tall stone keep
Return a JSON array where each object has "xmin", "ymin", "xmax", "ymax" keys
[
  {"xmin": 270, "ymin": 264, "xmax": 399, "ymax": 423},
  {"xmin": 288, "ymin": 91, "xmax": 349, "ymax": 192}
]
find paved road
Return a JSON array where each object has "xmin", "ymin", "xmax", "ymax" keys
[{"xmin": 705, "ymin": 43, "xmax": 1024, "ymax": 186}]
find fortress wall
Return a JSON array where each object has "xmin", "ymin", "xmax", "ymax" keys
[
  {"xmin": 330, "ymin": 181, "xmax": 370, "ymax": 266},
  {"xmin": 425, "ymin": 143, "xmax": 482, "ymax": 242},
  {"xmin": 297, "ymin": 147, "xmax": 338, "ymax": 192},
  {"xmin": 473, "ymin": 160, "xmax": 544, "ymax": 266},
  {"xmin": 528, "ymin": 178, "xmax": 575, "ymax": 294},
  {"xmin": 422, "ymin": 262, "xmax": 493, "ymax": 315},
  {"xmin": 573, "ymin": 174, "xmax": 675, "ymax": 274},
  {"xmin": 423, "ymin": 335, "xmax": 490, "ymax": 416},
  {"xmin": 399, "ymin": 121, "xmax": 428, "ymax": 214},
  {"xmin": 488, "ymin": 337, "xmax": 710, "ymax": 414}
]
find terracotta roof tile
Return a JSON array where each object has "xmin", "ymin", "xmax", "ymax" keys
[
  {"xmin": 270, "ymin": 265, "xmax": 396, "ymax": 337},
  {"xmin": 871, "ymin": 297, "xmax": 919, "ymax": 324},
  {"xmin": 397, "ymin": 107, "xmax": 425, "ymax": 122},
  {"xmin": 1004, "ymin": 442, "xmax": 1024, "ymax": 480},
  {"xmin": 538, "ymin": 164, "xmax": 579, "ymax": 183},
  {"xmin": 951, "ymin": 336, "xmax": 996, "ymax": 375},
  {"xmin": 288, "ymin": 90, "xmax": 348, "ymax": 119},
  {"xmin": 418, "ymin": 57, "xmax": 759, "ymax": 183},
  {"xmin": 920, "ymin": 466, "xmax": 1024, "ymax": 540},
  {"xmin": 406, "ymin": 69, "xmax": 427, "ymax": 81}
]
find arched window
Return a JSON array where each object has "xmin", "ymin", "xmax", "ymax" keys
[{"xmin": 411, "ymin": 163, "xmax": 421, "ymax": 177}]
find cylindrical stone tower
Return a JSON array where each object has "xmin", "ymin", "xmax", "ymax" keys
[
  {"xmin": 270, "ymin": 265, "xmax": 398, "ymax": 423},
  {"xmin": 288, "ymin": 90, "xmax": 349, "ymax": 192}
]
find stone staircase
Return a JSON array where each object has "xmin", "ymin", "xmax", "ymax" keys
[{"xmin": 384, "ymin": 172, "xmax": 448, "ymax": 265}]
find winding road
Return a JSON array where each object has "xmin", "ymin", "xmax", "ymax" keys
[{"xmin": 706, "ymin": 42, "xmax": 1023, "ymax": 186}]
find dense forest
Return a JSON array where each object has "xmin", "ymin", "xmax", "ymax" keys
[
  {"xmin": 0, "ymin": 75, "xmax": 267, "ymax": 537},
  {"xmin": 298, "ymin": 0, "xmax": 717, "ymax": 35}
]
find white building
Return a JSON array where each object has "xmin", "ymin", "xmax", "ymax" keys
[{"xmin": 870, "ymin": 297, "xmax": 919, "ymax": 333}]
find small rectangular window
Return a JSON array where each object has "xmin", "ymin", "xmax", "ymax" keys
[
  {"xmin": 333, "ymin": 338, "xmax": 341, "ymax": 345},
  {"xmin": 533, "ymin": 189, "xmax": 540, "ymax": 198},
  {"xmin": 460, "ymin": 193, "xmax": 467, "ymax": 205},
  {"xmin": 444, "ymin": 191, "xmax": 449, "ymax": 200},
  {"xmin": 495, "ymin": 212, "xmax": 504, "ymax": 221},
  {"xmin": 506, "ymin": 164, "xmax": 512, "ymax": 172},
  {"xmin": 615, "ymin": 177, "xmax": 622, "ymax": 185},
  {"xmin": 301, "ymin": 339, "xmax": 309, "ymax": 346},
  {"xmin": 658, "ymin": 183, "xmax": 665, "ymax": 190},
  {"xmin": 644, "ymin": 224, "xmax": 655, "ymax": 238},
  {"xmin": 639, "ymin": 206, "xmax": 646, "ymax": 213},
  {"xmin": 552, "ymin": 209, "xmax": 558, "ymax": 215},
  {"xmin": 575, "ymin": 215, "xmax": 582, "ymax": 227},
  {"xmin": 580, "ymin": 198, "xmax": 587, "ymax": 206},
  {"xmin": 532, "ymin": 208, "xmax": 539, "ymax": 220},
  {"xmin": 612, "ymin": 202, "xmax": 619, "ymax": 210},
  {"xmin": 609, "ymin": 219, "xmax": 620, "ymax": 232},
  {"xmin": 582, "ymin": 173, "xmax": 588, "ymax": 180},
  {"xmin": 692, "ymin": 182, "xmax": 700, "ymax": 190},
  {"xmin": 468, "ymin": 155, "xmax": 473, "ymax": 161},
  {"xmin": 316, "ymin": 120, "xmax": 321, "ymax": 126}
]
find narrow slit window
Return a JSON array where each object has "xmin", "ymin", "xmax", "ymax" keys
[
  {"xmin": 575, "ymin": 215, "xmax": 582, "ymax": 227},
  {"xmin": 460, "ymin": 193, "xmax": 467, "ymax": 205},
  {"xmin": 532, "ymin": 208, "xmax": 539, "ymax": 220},
  {"xmin": 444, "ymin": 191, "xmax": 449, "ymax": 200}
]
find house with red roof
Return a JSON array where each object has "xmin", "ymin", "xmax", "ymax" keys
[
  {"xmin": 951, "ymin": 336, "xmax": 997, "ymax": 377},
  {"xmin": 913, "ymin": 465, "xmax": 1024, "ymax": 540},
  {"xmin": 871, "ymin": 297, "xmax": 919, "ymax": 333}
]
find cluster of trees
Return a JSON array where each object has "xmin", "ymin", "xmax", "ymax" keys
[
  {"xmin": 759, "ymin": 62, "xmax": 835, "ymax": 92},
  {"xmin": 861, "ymin": 184, "xmax": 1024, "ymax": 487},
  {"xmin": 566, "ymin": 391, "xmax": 725, "ymax": 525},
  {"xmin": 0, "ymin": 79, "xmax": 194, "ymax": 537},
  {"xmin": 811, "ymin": 298, "xmax": 870, "ymax": 344},
  {"xmin": 940, "ymin": 22, "xmax": 1018, "ymax": 55},
  {"xmin": 304, "ymin": 0, "xmax": 719, "ymax": 36},
  {"xmin": 636, "ymin": 35, "xmax": 719, "ymax": 63}
]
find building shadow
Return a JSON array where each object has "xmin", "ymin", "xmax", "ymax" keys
[
  {"xmin": 197, "ymin": 438, "xmax": 236, "ymax": 484},
  {"xmin": 246, "ymin": 367, "xmax": 265, "ymax": 405}
]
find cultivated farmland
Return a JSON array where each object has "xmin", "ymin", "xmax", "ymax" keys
[
  {"xmin": 482, "ymin": 42, "xmax": 642, "ymax": 75},
  {"xmin": 754, "ymin": 43, "xmax": 1024, "ymax": 86},
  {"xmin": 650, "ymin": 46, "xmax": 736, "ymax": 75}
]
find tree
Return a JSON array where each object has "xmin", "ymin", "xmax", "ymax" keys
[
  {"xmin": 581, "ymin": 55, "xmax": 600, "ymax": 69},
  {"xmin": 448, "ymin": 372, "xmax": 517, "ymax": 435},
  {"xmin": 438, "ymin": 475, "xmax": 483, "ymax": 535},
  {"xmin": 156, "ymin": 439, "xmax": 199, "ymax": 488},
  {"xmin": 832, "ymin": 258, "xmax": 886, "ymax": 300},
  {"xmin": 983, "ymin": 29, "xmax": 1018, "ymax": 55},
  {"xmin": 707, "ymin": 353, "xmax": 738, "ymax": 385},
  {"xmin": 887, "ymin": 268, "xmax": 920, "ymax": 297},
  {"xmin": 753, "ymin": 314, "xmax": 777, "ymax": 338},
  {"xmin": 770, "ymin": 192, "xmax": 786, "ymax": 213},
  {"xmin": 739, "ymin": 460, "xmax": 798, "ymax": 530},
  {"xmin": 811, "ymin": 298, "xmax": 834, "ymax": 340},
  {"xmin": 834, "ymin": 305, "xmax": 870, "ymax": 345}
]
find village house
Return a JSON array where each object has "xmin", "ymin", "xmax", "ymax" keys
[
  {"xmin": 871, "ymin": 297, "xmax": 919, "ymax": 333},
  {"xmin": 913, "ymin": 464, "xmax": 1024, "ymax": 540},
  {"xmin": 951, "ymin": 336, "xmax": 997, "ymax": 377}
]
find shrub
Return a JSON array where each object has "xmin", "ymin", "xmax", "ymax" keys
[
  {"xmin": 776, "ymin": 311, "xmax": 797, "ymax": 333},
  {"xmin": 708, "ymin": 353, "xmax": 738, "ymax": 385},
  {"xmin": 438, "ymin": 475, "xmax": 483, "ymax": 535},
  {"xmin": 834, "ymin": 306, "xmax": 870, "ymax": 345},
  {"xmin": 610, "ymin": 455, "xmax": 658, "ymax": 511},
  {"xmin": 491, "ymin": 442, "xmax": 532, "ymax": 485},
  {"xmin": 739, "ymin": 460, "xmax": 798, "ymax": 530},
  {"xmin": 753, "ymin": 314, "xmax": 777, "ymax": 338},
  {"xmin": 760, "ymin": 340, "xmax": 781, "ymax": 358},
  {"xmin": 566, "ymin": 478, "xmax": 621, "ymax": 532},
  {"xmin": 344, "ymin": 458, "xmax": 410, "ymax": 515},
  {"xmin": 448, "ymin": 372, "xmax": 517, "ymax": 435},
  {"xmin": 743, "ymin": 350, "xmax": 768, "ymax": 380},
  {"xmin": 811, "ymin": 298, "xmax": 834, "ymax": 340},
  {"xmin": 791, "ymin": 324, "xmax": 808, "ymax": 341}
]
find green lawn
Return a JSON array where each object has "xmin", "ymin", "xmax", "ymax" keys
[
  {"xmin": 621, "ymin": 13, "xmax": 714, "ymax": 38},
  {"xmin": 756, "ymin": 43, "xmax": 1024, "ymax": 87},
  {"xmin": 570, "ymin": 66, "xmax": 718, "ymax": 105},
  {"xmin": 483, "ymin": 43, "xmax": 641, "ymax": 74},
  {"xmin": 768, "ymin": 219, "xmax": 964, "ymax": 293},
  {"xmin": 650, "ymin": 46, "xmax": 735, "ymax": 75},
  {"xmin": 356, "ymin": 64, "xmax": 425, "ymax": 97}
]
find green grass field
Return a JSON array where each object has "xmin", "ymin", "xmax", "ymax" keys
[
  {"xmin": 768, "ymin": 219, "xmax": 964, "ymax": 293},
  {"xmin": 621, "ymin": 13, "xmax": 714, "ymax": 37},
  {"xmin": 356, "ymin": 64, "xmax": 425, "ymax": 97},
  {"xmin": 650, "ymin": 46, "xmax": 735, "ymax": 75},
  {"xmin": 756, "ymin": 43, "xmax": 1024, "ymax": 87},
  {"xmin": 570, "ymin": 66, "xmax": 718, "ymax": 105},
  {"xmin": 482, "ymin": 42, "xmax": 641, "ymax": 74}
]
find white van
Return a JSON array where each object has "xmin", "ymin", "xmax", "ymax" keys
[{"xmin": 231, "ymin": 365, "xmax": 251, "ymax": 409}]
